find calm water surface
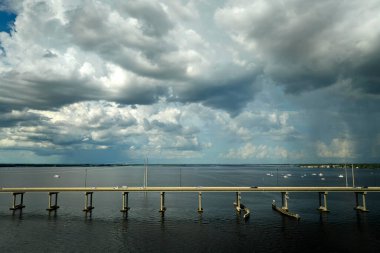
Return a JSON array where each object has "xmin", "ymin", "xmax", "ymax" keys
[{"xmin": 0, "ymin": 165, "xmax": 380, "ymax": 252}]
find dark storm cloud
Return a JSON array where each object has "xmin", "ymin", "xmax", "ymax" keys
[
  {"xmin": 0, "ymin": 73, "xmax": 98, "ymax": 111},
  {"xmin": 174, "ymin": 71, "xmax": 261, "ymax": 115},
  {"xmin": 0, "ymin": 110, "xmax": 43, "ymax": 127},
  {"xmin": 67, "ymin": 1, "xmax": 187, "ymax": 81},
  {"xmin": 121, "ymin": 1, "xmax": 174, "ymax": 38},
  {"xmin": 217, "ymin": 0, "xmax": 380, "ymax": 96},
  {"xmin": 0, "ymin": 68, "xmax": 168, "ymax": 113}
]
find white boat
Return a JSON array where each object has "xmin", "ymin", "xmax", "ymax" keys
[
  {"xmin": 312, "ymin": 173, "xmax": 317, "ymax": 176},
  {"xmin": 53, "ymin": 174, "xmax": 60, "ymax": 178},
  {"xmin": 338, "ymin": 174, "xmax": 344, "ymax": 178},
  {"xmin": 321, "ymin": 177, "xmax": 326, "ymax": 181},
  {"xmin": 318, "ymin": 173, "xmax": 323, "ymax": 177},
  {"xmin": 283, "ymin": 175, "xmax": 288, "ymax": 179}
]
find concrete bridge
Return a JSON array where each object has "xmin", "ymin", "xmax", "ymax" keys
[{"xmin": 2, "ymin": 186, "xmax": 380, "ymax": 219}]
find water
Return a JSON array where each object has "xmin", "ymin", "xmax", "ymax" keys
[{"xmin": 1, "ymin": 165, "xmax": 380, "ymax": 252}]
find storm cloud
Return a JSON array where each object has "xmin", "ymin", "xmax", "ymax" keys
[
  {"xmin": 215, "ymin": 0, "xmax": 380, "ymax": 95},
  {"xmin": 0, "ymin": 0, "xmax": 379, "ymax": 163}
]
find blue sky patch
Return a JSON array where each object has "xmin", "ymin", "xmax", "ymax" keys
[{"xmin": 0, "ymin": 11, "xmax": 16, "ymax": 33}]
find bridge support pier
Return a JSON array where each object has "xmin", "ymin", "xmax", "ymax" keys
[
  {"xmin": 317, "ymin": 192, "xmax": 329, "ymax": 212},
  {"xmin": 354, "ymin": 192, "xmax": 369, "ymax": 212},
  {"xmin": 120, "ymin": 192, "xmax": 130, "ymax": 212},
  {"xmin": 159, "ymin": 192, "xmax": 166, "ymax": 215},
  {"xmin": 235, "ymin": 192, "xmax": 242, "ymax": 212},
  {"xmin": 83, "ymin": 192, "xmax": 94, "ymax": 212},
  {"xmin": 10, "ymin": 192, "xmax": 26, "ymax": 211},
  {"xmin": 281, "ymin": 192, "xmax": 289, "ymax": 211},
  {"xmin": 198, "ymin": 192, "xmax": 203, "ymax": 213},
  {"xmin": 47, "ymin": 192, "xmax": 59, "ymax": 211}
]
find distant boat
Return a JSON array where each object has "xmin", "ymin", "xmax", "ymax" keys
[
  {"xmin": 321, "ymin": 178, "xmax": 325, "ymax": 181},
  {"xmin": 53, "ymin": 174, "xmax": 60, "ymax": 178},
  {"xmin": 312, "ymin": 173, "xmax": 317, "ymax": 176},
  {"xmin": 338, "ymin": 174, "xmax": 344, "ymax": 178},
  {"xmin": 318, "ymin": 173, "xmax": 323, "ymax": 177},
  {"xmin": 283, "ymin": 175, "xmax": 288, "ymax": 179}
]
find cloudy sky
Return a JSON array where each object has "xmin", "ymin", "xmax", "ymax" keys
[{"xmin": 0, "ymin": 0, "xmax": 379, "ymax": 164}]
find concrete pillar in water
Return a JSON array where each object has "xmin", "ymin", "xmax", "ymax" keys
[
  {"xmin": 10, "ymin": 192, "xmax": 26, "ymax": 211},
  {"xmin": 317, "ymin": 192, "xmax": 329, "ymax": 212},
  {"xmin": 281, "ymin": 192, "xmax": 289, "ymax": 211},
  {"xmin": 235, "ymin": 192, "xmax": 241, "ymax": 212},
  {"xmin": 120, "ymin": 192, "xmax": 130, "ymax": 212},
  {"xmin": 47, "ymin": 192, "xmax": 60, "ymax": 211},
  {"xmin": 198, "ymin": 192, "xmax": 203, "ymax": 213},
  {"xmin": 159, "ymin": 192, "xmax": 166, "ymax": 215},
  {"xmin": 83, "ymin": 192, "xmax": 94, "ymax": 212},
  {"xmin": 354, "ymin": 191, "xmax": 369, "ymax": 212}
]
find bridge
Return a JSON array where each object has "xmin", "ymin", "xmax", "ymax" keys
[{"xmin": 1, "ymin": 186, "xmax": 380, "ymax": 219}]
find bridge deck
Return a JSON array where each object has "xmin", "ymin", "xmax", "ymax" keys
[{"xmin": 1, "ymin": 186, "xmax": 380, "ymax": 193}]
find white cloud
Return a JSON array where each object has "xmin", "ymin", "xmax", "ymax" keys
[
  {"xmin": 223, "ymin": 143, "xmax": 295, "ymax": 160},
  {"xmin": 215, "ymin": 109, "xmax": 297, "ymax": 142},
  {"xmin": 0, "ymin": 101, "xmax": 208, "ymax": 160},
  {"xmin": 316, "ymin": 138, "xmax": 354, "ymax": 158}
]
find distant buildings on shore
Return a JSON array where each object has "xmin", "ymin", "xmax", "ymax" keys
[{"xmin": 299, "ymin": 164, "xmax": 379, "ymax": 169}]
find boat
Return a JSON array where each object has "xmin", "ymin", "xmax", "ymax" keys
[
  {"xmin": 338, "ymin": 174, "xmax": 344, "ymax": 178},
  {"xmin": 318, "ymin": 173, "xmax": 323, "ymax": 177},
  {"xmin": 272, "ymin": 200, "xmax": 300, "ymax": 220},
  {"xmin": 53, "ymin": 174, "xmax": 60, "ymax": 178}
]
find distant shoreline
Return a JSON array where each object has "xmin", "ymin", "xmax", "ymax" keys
[{"xmin": 0, "ymin": 163, "xmax": 379, "ymax": 169}]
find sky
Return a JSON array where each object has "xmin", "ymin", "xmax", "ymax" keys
[{"xmin": 0, "ymin": 0, "xmax": 379, "ymax": 164}]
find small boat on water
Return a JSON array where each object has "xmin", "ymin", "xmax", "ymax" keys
[
  {"xmin": 338, "ymin": 174, "xmax": 344, "ymax": 178},
  {"xmin": 272, "ymin": 200, "xmax": 300, "ymax": 220},
  {"xmin": 318, "ymin": 173, "xmax": 323, "ymax": 177},
  {"xmin": 53, "ymin": 174, "xmax": 60, "ymax": 178}
]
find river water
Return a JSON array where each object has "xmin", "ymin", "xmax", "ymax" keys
[{"xmin": 0, "ymin": 165, "xmax": 379, "ymax": 252}]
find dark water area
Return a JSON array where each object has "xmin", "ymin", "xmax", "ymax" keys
[{"xmin": 1, "ymin": 165, "xmax": 380, "ymax": 252}]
